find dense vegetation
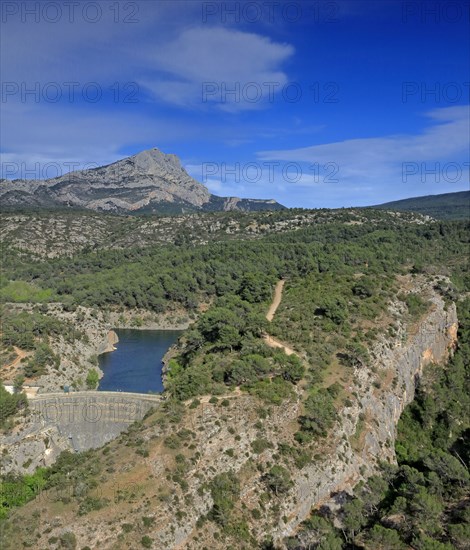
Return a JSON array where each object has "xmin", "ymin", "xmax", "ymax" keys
[
  {"xmin": 161, "ymin": 216, "xmax": 467, "ymax": 419},
  {"xmin": 0, "ymin": 449, "xmax": 104, "ymax": 520},
  {"xmin": 2, "ymin": 213, "xmax": 468, "ymax": 313},
  {"xmin": 286, "ymin": 298, "xmax": 470, "ymax": 550},
  {"xmin": 165, "ymin": 294, "xmax": 304, "ymax": 402}
]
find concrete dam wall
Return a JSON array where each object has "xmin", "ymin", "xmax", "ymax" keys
[
  {"xmin": 29, "ymin": 392, "xmax": 162, "ymax": 451},
  {"xmin": 1, "ymin": 392, "xmax": 162, "ymax": 474}
]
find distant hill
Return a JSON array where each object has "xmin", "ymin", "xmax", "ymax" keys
[
  {"xmin": 0, "ymin": 148, "xmax": 285, "ymax": 214},
  {"xmin": 373, "ymin": 191, "xmax": 469, "ymax": 220}
]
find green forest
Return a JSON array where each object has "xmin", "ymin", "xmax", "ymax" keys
[
  {"xmin": 2, "ymin": 212, "xmax": 468, "ymax": 313},
  {"xmin": 1, "ymin": 213, "xmax": 467, "ymax": 421}
]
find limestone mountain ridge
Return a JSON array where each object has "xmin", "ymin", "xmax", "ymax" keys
[{"xmin": 0, "ymin": 148, "xmax": 285, "ymax": 214}]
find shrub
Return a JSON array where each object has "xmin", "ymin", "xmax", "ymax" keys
[
  {"xmin": 141, "ymin": 535, "xmax": 153, "ymax": 548},
  {"xmin": 85, "ymin": 369, "xmax": 100, "ymax": 390},
  {"xmin": 208, "ymin": 472, "xmax": 240, "ymax": 527},
  {"xmin": 404, "ymin": 293, "xmax": 429, "ymax": 317},
  {"xmin": 0, "ymin": 383, "xmax": 28, "ymax": 428},
  {"xmin": 265, "ymin": 466, "xmax": 292, "ymax": 495},
  {"xmin": 59, "ymin": 531, "xmax": 77, "ymax": 549},
  {"xmin": 299, "ymin": 389, "xmax": 337, "ymax": 438},
  {"xmin": 142, "ymin": 516, "xmax": 155, "ymax": 528},
  {"xmin": 164, "ymin": 434, "xmax": 181, "ymax": 449},
  {"xmin": 251, "ymin": 439, "xmax": 271, "ymax": 454},
  {"xmin": 78, "ymin": 496, "xmax": 108, "ymax": 515}
]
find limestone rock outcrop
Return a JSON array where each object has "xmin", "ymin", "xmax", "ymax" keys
[{"xmin": 98, "ymin": 330, "xmax": 119, "ymax": 355}]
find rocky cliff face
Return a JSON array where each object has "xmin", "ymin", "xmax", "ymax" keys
[
  {"xmin": 0, "ymin": 420, "xmax": 72, "ymax": 474},
  {"xmin": 98, "ymin": 330, "xmax": 119, "ymax": 355},
  {"xmin": 273, "ymin": 293, "xmax": 458, "ymax": 542},
  {"xmin": 0, "ymin": 148, "xmax": 285, "ymax": 214}
]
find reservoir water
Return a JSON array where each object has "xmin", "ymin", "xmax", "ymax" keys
[{"xmin": 98, "ymin": 329, "xmax": 182, "ymax": 393}]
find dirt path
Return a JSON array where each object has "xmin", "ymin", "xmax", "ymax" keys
[
  {"xmin": 266, "ymin": 279, "xmax": 285, "ymax": 321},
  {"xmin": 263, "ymin": 279, "xmax": 299, "ymax": 357},
  {"xmin": 263, "ymin": 334, "xmax": 296, "ymax": 356}
]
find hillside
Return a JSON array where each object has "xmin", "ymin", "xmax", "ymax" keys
[
  {"xmin": 0, "ymin": 207, "xmax": 426, "ymax": 259},
  {"xmin": 1, "ymin": 208, "xmax": 469, "ymax": 549},
  {"xmin": 374, "ymin": 190, "xmax": 470, "ymax": 220},
  {"xmin": 0, "ymin": 148, "xmax": 285, "ymax": 215}
]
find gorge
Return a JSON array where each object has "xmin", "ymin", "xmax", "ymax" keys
[{"xmin": 1, "ymin": 206, "xmax": 468, "ymax": 550}]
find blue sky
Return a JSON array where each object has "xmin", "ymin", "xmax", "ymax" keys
[{"xmin": 1, "ymin": 0, "xmax": 469, "ymax": 207}]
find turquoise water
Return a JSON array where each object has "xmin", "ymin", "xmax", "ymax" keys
[{"xmin": 98, "ymin": 329, "xmax": 182, "ymax": 393}]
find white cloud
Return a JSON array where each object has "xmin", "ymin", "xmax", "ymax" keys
[
  {"xmin": 257, "ymin": 105, "xmax": 470, "ymax": 201},
  {"xmin": 142, "ymin": 27, "xmax": 294, "ymax": 111},
  {"xmin": 0, "ymin": 1, "xmax": 199, "ymax": 84}
]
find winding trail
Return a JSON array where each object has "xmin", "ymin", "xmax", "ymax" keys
[
  {"xmin": 266, "ymin": 279, "xmax": 285, "ymax": 322},
  {"xmin": 264, "ymin": 279, "xmax": 298, "ymax": 357}
]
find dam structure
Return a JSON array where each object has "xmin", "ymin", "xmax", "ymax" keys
[{"xmin": 28, "ymin": 391, "xmax": 163, "ymax": 452}]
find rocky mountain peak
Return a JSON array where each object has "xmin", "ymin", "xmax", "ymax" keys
[
  {"xmin": 0, "ymin": 148, "xmax": 285, "ymax": 214},
  {"xmin": 130, "ymin": 148, "xmax": 182, "ymax": 174}
]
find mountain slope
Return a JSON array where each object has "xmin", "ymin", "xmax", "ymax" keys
[
  {"xmin": 0, "ymin": 148, "xmax": 285, "ymax": 214},
  {"xmin": 373, "ymin": 190, "xmax": 470, "ymax": 220}
]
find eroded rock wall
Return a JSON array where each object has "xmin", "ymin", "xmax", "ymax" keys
[{"xmin": 273, "ymin": 296, "xmax": 457, "ymax": 542}]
